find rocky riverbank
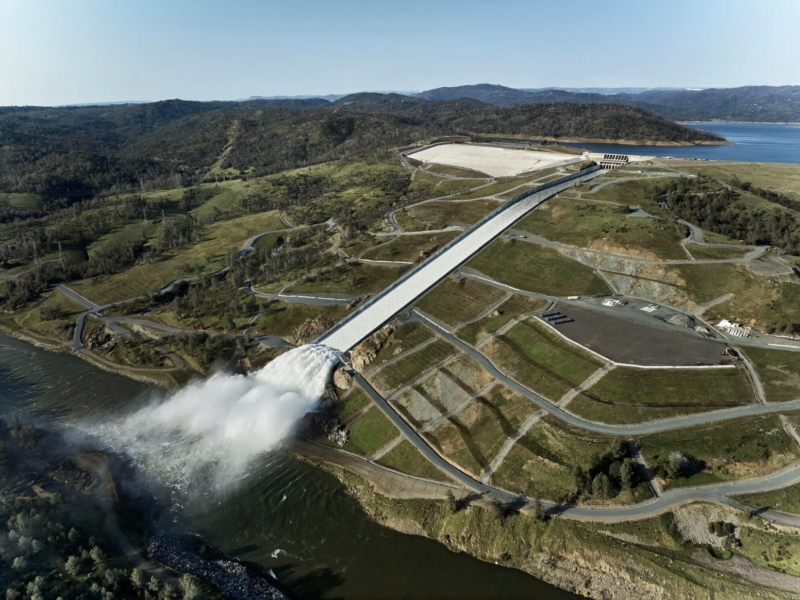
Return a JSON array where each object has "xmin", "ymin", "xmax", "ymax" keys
[{"xmin": 148, "ymin": 532, "xmax": 290, "ymax": 600}]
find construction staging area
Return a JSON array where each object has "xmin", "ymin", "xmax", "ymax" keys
[{"xmin": 407, "ymin": 143, "xmax": 579, "ymax": 177}]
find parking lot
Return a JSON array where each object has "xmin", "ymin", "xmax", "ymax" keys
[{"xmin": 542, "ymin": 303, "xmax": 729, "ymax": 367}]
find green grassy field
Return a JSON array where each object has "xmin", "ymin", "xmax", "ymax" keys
[
  {"xmin": 456, "ymin": 294, "xmax": 548, "ymax": 346},
  {"xmin": 683, "ymin": 243, "xmax": 752, "ymax": 260},
  {"xmin": 415, "ymin": 276, "xmax": 508, "ymax": 326},
  {"xmin": 514, "ymin": 199, "xmax": 686, "ymax": 260},
  {"xmin": 395, "ymin": 200, "xmax": 499, "ymax": 232},
  {"xmin": 453, "ymin": 177, "xmax": 542, "ymax": 201},
  {"xmin": 466, "ymin": 239, "xmax": 611, "ymax": 297},
  {"xmin": 368, "ymin": 322, "xmax": 435, "ymax": 369},
  {"xmin": 490, "ymin": 417, "xmax": 652, "ymax": 505},
  {"xmin": 344, "ymin": 406, "xmax": 400, "ymax": 456},
  {"xmin": 703, "ymin": 278, "xmax": 800, "ymax": 335},
  {"xmin": 569, "ymin": 366, "xmax": 754, "ymax": 424},
  {"xmin": 333, "ymin": 387, "xmax": 372, "ymax": 422},
  {"xmin": 409, "ymin": 172, "xmax": 487, "ymax": 198},
  {"xmin": 70, "ymin": 211, "xmax": 284, "ymax": 304},
  {"xmin": 370, "ymin": 338, "xmax": 458, "ymax": 395},
  {"xmin": 359, "ymin": 231, "xmax": 459, "ymax": 262},
  {"xmin": 584, "ymin": 177, "xmax": 677, "ymax": 208},
  {"xmin": 678, "ymin": 162, "xmax": 800, "ymax": 199},
  {"xmin": 0, "ymin": 192, "xmax": 42, "ymax": 211},
  {"xmin": 423, "ymin": 385, "xmax": 536, "ymax": 478},
  {"xmin": 484, "ymin": 319, "xmax": 604, "ymax": 402},
  {"xmin": 742, "ymin": 347, "xmax": 800, "ymax": 402},
  {"xmin": 251, "ymin": 301, "xmax": 349, "ymax": 338},
  {"xmin": 13, "ymin": 291, "xmax": 85, "ymax": 341},
  {"xmin": 376, "ymin": 439, "xmax": 452, "ymax": 482},
  {"xmin": 287, "ymin": 261, "xmax": 410, "ymax": 295},
  {"xmin": 638, "ymin": 415, "xmax": 799, "ymax": 490},
  {"xmin": 734, "ymin": 482, "xmax": 800, "ymax": 514}
]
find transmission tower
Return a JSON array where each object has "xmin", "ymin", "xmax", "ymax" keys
[
  {"xmin": 58, "ymin": 241, "xmax": 63, "ymax": 266},
  {"xmin": 32, "ymin": 242, "xmax": 38, "ymax": 265},
  {"xmin": 142, "ymin": 207, "xmax": 147, "ymax": 224}
]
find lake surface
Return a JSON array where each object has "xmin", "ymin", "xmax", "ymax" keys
[
  {"xmin": 566, "ymin": 122, "xmax": 800, "ymax": 163},
  {"xmin": 0, "ymin": 333, "xmax": 578, "ymax": 600}
]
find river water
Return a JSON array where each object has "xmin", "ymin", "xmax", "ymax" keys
[
  {"xmin": 566, "ymin": 121, "xmax": 800, "ymax": 163},
  {"xmin": 0, "ymin": 332, "xmax": 578, "ymax": 600}
]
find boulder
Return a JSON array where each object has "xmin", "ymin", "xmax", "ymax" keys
[
  {"xmin": 333, "ymin": 368, "xmax": 353, "ymax": 390},
  {"xmin": 351, "ymin": 325, "xmax": 395, "ymax": 372}
]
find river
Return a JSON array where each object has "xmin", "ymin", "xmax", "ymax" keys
[
  {"xmin": 565, "ymin": 121, "xmax": 800, "ymax": 163},
  {"xmin": 0, "ymin": 332, "xmax": 578, "ymax": 600}
]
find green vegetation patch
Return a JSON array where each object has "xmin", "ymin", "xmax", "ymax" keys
[
  {"xmin": 704, "ymin": 278, "xmax": 800, "ymax": 336},
  {"xmin": 425, "ymin": 384, "xmax": 536, "ymax": 478},
  {"xmin": 369, "ymin": 321, "xmax": 435, "ymax": 369},
  {"xmin": 514, "ymin": 198, "xmax": 686, "ymax": 260},
  {"xmin": 741, "ymin": 347, "xmax": 800, "ymax": 403},
  {"xmin": 395, "ymin": 199, "xmax": 499, "ymax": 232},
  {"xmin": 491, "ymin": 417, "xmax": 652, "ymax": 505},
  {"xmin": 420, "ymin": 163, "xmax": 490, "ymax": 179},
  {"xmin": 467, "ymin": 239, "xmax": 610, "ymax": 297},
  {"xmin": 360, "ymin": 231, "xmax": 459, "ymax": 263},
  {"xmin": 680, "ymin": 162, "xmax": 800, "ymax": 199},
  {"xmin": 369, "ymin": 338, "xmax": 458, "ymax": 395},
  {"xmin": 13, "ymin": 291, "xmax": 85, "ymax": 341},
  {"xmin": 734, "ymin": 482, "xmax": 800, "ymax": 515},
  {"xmin": 483, "ymin": 318, "xmax": 604, "ymax": 402},
  {"xmin": 456, "ymin": 294, "xmax": 548, "ymax": 346},
  {"xmin": 345, "ymin": 406, "xmax": 400, "ymax": 457},
  {"xmin": 288, "ymin": 261, "xmax": 410, "ymax": 296},
  {"xmin": 408, "ymin": 171, "xmax": 487, "ymax": 198},
  {"xmin": 333, "ymin": 387, "xmax": 372, "ymax": 422},
  {"xmin": 639, "ymin": 415, "xmax": 800, "ymax": 490},
  {"xmin": 70, "ymin": 211, "xmax": 284, "ymax": 304},
  {"xmin": 252, "ymin": 301, "xmax": 348, "ymax": 338},
  {"xmin": 376, "ymin": 439, "xmax": 452, "ymax": 482},
  {"xmin": 569, "ymin": 366, "xmax": 753, "ymax": 424},
  {"xmin": 415, "ymin": 275, "xmax": 508, "ymax": 326}
]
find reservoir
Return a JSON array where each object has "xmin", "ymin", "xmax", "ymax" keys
[
  {"xmin": 566, "ymin": 121, "xmax": 800, "ymax": 163},
  {"xmin": 0, "ymin": 332, "xmax": 578, "ymax": 600}
]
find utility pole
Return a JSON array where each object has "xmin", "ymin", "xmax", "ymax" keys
[
  {"xmin": 58, "ymin": 241, "xmax": 63, "ymax": 266},
  {"xmin": 162, "ymin": 209, "xmax": 166, "ymax": 223},
  {"xmin": 142, "ymin": 207, "xmax": 147, "ymax": 224},
  {"xmin": 32, "ymin": 242, "xmax": 38, "ymax": 265}
]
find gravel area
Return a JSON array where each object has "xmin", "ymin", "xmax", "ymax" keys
[{"xmin": 409, "ymin": 144, "xmax": 575, "ymax": 177}]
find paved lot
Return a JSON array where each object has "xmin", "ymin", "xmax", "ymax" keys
[{"xmin": 548, "ymin": 303, "xmax": 728, "ymax": 366}]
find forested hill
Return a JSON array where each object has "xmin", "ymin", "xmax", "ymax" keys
[
  {"xmin": 416, "ymin": 84, "xmax": 800, "ymax": 122},
  {"xmin": 0, "ymin": 96, "xmax": 721, "ymax": 203}
]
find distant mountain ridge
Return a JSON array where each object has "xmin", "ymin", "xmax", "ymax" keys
[{"xmin": 415, "ymin": 84, "xmax": 800, "ymax": 122}]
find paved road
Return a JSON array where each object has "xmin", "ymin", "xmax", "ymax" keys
[{"xmin": 319, "ymin": 170, "xmax": 602, "ymax": 352}]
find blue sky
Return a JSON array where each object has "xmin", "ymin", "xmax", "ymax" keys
[{"xmin": 1, "ymin": 0, "xmax": 798, "ymax": 105}]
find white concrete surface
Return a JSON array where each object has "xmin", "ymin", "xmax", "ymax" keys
[
  {"xmin": 410, "ymin": 144, "xmax": 576, "ymax": 177},
  {"xmin": 320, "ymin": 171, "xmax": 599, "ymax": 352}
]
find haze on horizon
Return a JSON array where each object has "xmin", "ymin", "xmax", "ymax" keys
[{"xmin": 1, "ymin": 0, "xmax": 798, "ymax": 106}]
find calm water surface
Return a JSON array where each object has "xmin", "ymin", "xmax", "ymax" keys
[
  {"xmin": 0, "ymin": 333, "xmax": 577, "ymax": 600},
  {"xmin": 566, "ymin": 121, "xmax": 800, "ymax": 163}
]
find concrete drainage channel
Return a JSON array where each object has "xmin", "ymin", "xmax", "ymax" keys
[{"xmin": 317, "ymin": 167, "xmax": 601, "ymax": 353}]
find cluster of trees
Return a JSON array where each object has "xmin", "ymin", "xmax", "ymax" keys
[
  {"xmin": 729, "ymin": 175, "xmax": 800, "ymax": 213},
  {"xmin": 570, "ymin": 440, "xmax": 640, "ymax": 501},
  {"xmin": 654, "ymin": 176, "xmax": 800, "ymax": 253},
  {"xmin": 167, "ymin": 276, "xmax": 258, "ymax": 332},
  {"xmin": 0, "ymin": 419, "xmax": 208, "ymax": 600},
  {"xmin": 652, "ymin": 451, "xmax": 706, "ymax": 481}
]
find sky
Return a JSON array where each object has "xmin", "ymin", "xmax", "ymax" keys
[{"xmin": 1, "ymin": 0, "xmax": 798, "ymax": 106}]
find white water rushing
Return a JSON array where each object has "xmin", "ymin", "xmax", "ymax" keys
[{"xmin": 87, "ymin": 344, "xmax": 340, "ymax": 494}]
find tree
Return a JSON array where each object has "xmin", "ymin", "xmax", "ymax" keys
[
  {"xmin": 179, "ymin": 574, "xmax": 202, "ymax": 600},
  {"xmin": 530, "ymin": 497, "xmax": 546, "ymax": 522},
  {"xmin": 65, "ymin": 555, "xmax": 80, "ymax": 576},
  {"xmin": 130, "ymin": 568, "xmax": 145, "ymax": 590},
  {"xmin": 591, "ymin": 473, "xmax": 612, "ymax": 499},
  {"xmin": 620, "ymin": 461, "xmax": 636, "ymax": 491}
]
